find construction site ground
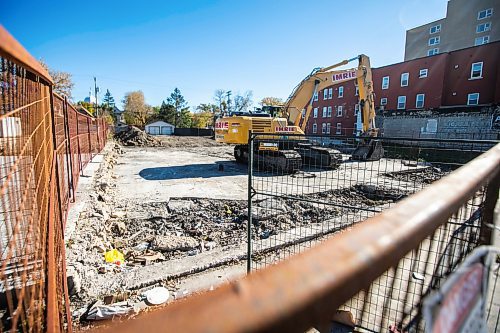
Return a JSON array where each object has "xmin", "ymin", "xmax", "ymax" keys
[{"xmin": 66, "ymin": 134, "xmax": 494, "ymax": 329}]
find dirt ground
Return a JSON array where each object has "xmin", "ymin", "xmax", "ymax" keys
[{"xmin": 66, "ymin": 135, "xmax": 448, "ymax": 326}]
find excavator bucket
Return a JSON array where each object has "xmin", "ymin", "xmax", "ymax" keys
[{"xmin": 351, "ymin": 139, "xmax": 384, "ymax": 161}]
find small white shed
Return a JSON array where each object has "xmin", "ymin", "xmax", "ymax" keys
[{"xmin": 145, "ymin": 121, "xmax": 175, "ymax": 135}]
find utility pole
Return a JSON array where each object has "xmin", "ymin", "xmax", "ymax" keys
[{"xmin": 94, "ymin": 77, "xmax": 99, "ymax": 117}]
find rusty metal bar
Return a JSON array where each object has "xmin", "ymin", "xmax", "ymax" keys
[
  {"xmin": 0, "ymin": 25, "xmax": 52, "ymax": 83},
  {"xmin": 100, "ymin": 143, "xmax": 500, "ymax": 333}
]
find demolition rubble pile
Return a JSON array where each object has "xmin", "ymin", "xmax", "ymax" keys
[{"xmin": 114, "ymin": 126, "xmax": 163, "ymax": 147}]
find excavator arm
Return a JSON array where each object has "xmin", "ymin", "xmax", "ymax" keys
[{"xmin": 284, "ymin": 55, "xmax": 377, "ymax": 136}]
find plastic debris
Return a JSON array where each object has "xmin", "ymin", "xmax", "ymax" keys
[
  {"xmin": 143, "ymin": 287, "xmax": 170, "ymax": 305},
  {"xmin": 86, "ymin": 300, "xmax": 133, "ymax": 320},
  {"xmin": 105, "ymin": 249, "xmax": 125, "ymax": 265}
]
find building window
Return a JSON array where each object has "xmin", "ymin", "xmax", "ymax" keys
[
  {"xmin": 397, "ymin": 96, "xmax": 406, "ymax": 110},
  {"xmin": 476, "ymin": 22, "xmax": 491, "ymax": 33},
  {"xmin": 419, "ymin": 69, "xmax": 428, "ymax": 78},
  {"xmin": 323, "ymin": 89, "xmax": 328, "ymax": 100},
  {"xmin": 475, "ymin": 36, "xmax": 490, "ymax": 45},
  {"xmin": 326, "ymin": 123, "xmax": 331, "ymax": 134},
  {"xmin": 328, "ymin": 88, "xmax": 333, "ymax": 99},
  {"xmin": 382, "ymin": 76, "xmax": 389, "ymax": 89},
  {"xmin": 478, "ymin": 8, "xmax": 493, "ymax": 20},
  {"xmin": 428, "ymin": 48, "xmax": 439, "ymax": 56},
  {"xmin": 313, "ymin": 107, "xmax": 318, "ymax": 118},
  {"xmin": 312, "ymin": 123, "xmax": 317, "ymax": 133},
  {"xmin": 355, "ymin": 85, "xmax": 359, "ymax": 96},
  {"xmin": 322, "ymin": 123, "xmax": 327, "ymax": 134},
  {"xmin": 430, "ymin": 24, "xmax": 441, "ymax": 34},
  {"xmin": 401, "ymin": 73, "xmax": 409, "ymax": 87},
  {"xmin": 322, "ymin": 106, "xmax": 327, "ymax": 117},
  {"xmin": 380, "ymin": 98, "xmax": 387, "ymax": 106},
  {"xmin": 327, "ymin": 106, "xmax": 332, "ymax": 117},
  {"xmin": 337, "ymin": 106, "xmax": 343, "ymax": 117},
  {"xmin": 354, "ymin": 104, "xmax": 360, "ymax": 115},
  {"xmin": 428, "ymin": 36, "xmax": 440, "ymax": 46},
  {"xmin": 338, "ymin": 86, "xmax": 344, "ymax": 98},
  {"xmin": 336, "ymin": 123, "xmax": 342, "ymax": 135},
  {"xmin": 470, "ymin": 62, "xmax": 483, "ymax": 79},
  {"xmin": 416, "ymin": 94, "xmax": 425, "ymax": 108},
  {"xmin": 467, "ymin": 93, "xmax": 479, "ymax": 105},
  {"xmin": 301, "ymin": 109, "xmax": 306, "ymax": 118},
  {"xmin": 313, "ymin": 91, "xmax": 318, "ymax": 101}
]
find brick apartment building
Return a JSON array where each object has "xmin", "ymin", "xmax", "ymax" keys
[{"xmin": 305, "ymin": 41, "xmax": 500, "ymax": 136}]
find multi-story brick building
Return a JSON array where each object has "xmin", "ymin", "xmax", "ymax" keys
[
  {"xmin": 305, "ymin": 41, "xmax": 500, "ymax": 136},
  {"xmin": 404, "ymin": 0, "xmax": 499, "ymax": 61}
]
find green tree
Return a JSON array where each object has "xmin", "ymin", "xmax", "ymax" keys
[
  {"xmin": 122, "ymin": 90, "xmax": 152, "ymax": 127},
  {"xmin": 103, "ymin": 89, "xmax": 115, "ymax": 107},
  {"xmin": 77, "ymin": 101, "xmax": 96, "ymax": 114},
  {"xmin": 158, "ymin": 101, "xmax": 176, "ymax": 124},
  {"xmin": 166, "ymin": 88, "xmax": 190, "ymax": 128}
]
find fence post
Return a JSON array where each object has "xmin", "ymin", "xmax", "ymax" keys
[
  {"xmin": 63, "ymin": 96, "xmax": 75, "ymax": 201},
  {"xmin": 480, "ymin": 169, "xmax": 500, "ymax": 245},
  {"xmin": 247, "ymin": 131, "xmax": 253, "ymax": 274},
  {"xmin": 87, "ymin": 117, "xmax": 92, "ymax": 159}
]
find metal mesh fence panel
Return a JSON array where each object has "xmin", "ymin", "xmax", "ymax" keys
[
  {"xmin": 0, "ymin": 26, "xmax": 109, "ymax": 332},
  {"xmin": 247, "ymin": 133, "xmax": 498, "ymax": 332}
]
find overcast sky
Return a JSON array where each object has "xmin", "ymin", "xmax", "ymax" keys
[{"xmin": 2, "ymin": 0, "xmax": 448, "ymax": 109}]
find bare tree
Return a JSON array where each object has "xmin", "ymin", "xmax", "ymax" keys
[
  {"xmin": 39, "ymin": 59, "xmax": 75, "ymax": 100},
  {"xmin": 122, "ymin": 91, "xmax": 152, "ymax": 127},
  {"xmin": 233, "ymin": 91, "xmax": 253, "ymax": 112},
  {"xmin": 214, "ymin": 89, "xmax": 227, "ymax": 115}
]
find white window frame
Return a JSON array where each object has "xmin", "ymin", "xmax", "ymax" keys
[
  {"xmin": 470, "ymin": 62, "xmax": 483, "ymax": 79},
  {"xmin": 478, "ymin": 8, "xmax": 493, "ymax": 20},
  {"xmin": 322, "ymin": 106, "xmax": 327, "ymax": 118},
  {"xmin": 401, "ymin": 72, "xmax": 409, "ymax": 87},
  {"xmin": 380, "ymin": 98, "xmax": 387, "ymax": 106},
  {"xmin": 313, "ymin": 91, "xmax": 318, "ymax": 101},
  {"xmin": 355, "ymin": 85, "xmax": 359, "ymax": 96},
  {"xmin": 337, "ymin": 105, "xmax": 343, "ymax": 117},
  {"xmin": 323, "ymin": 89, "xmax": 328, "ymax": 100},
  {"xmin": 382, "ymin": 76, "xmax": 389, "ymax": 90},
  {"xmin": 475, "ymin": 36, "xmax": 490, "ymax": 46},
  {"xmin": 467, "ymin": 93, "xmax": 479, "ymax": 105},
  {"xmin": 338, "ymin": 86, "xmax": 344, "ymax": 98},
  {"xmin": 430, "ymin": 24, "xmax": 441, "ymax": 34},
  {"xmin": 428, "ymin": 36, "xmax": 440, "ymax": 46},
  {"xmin": 326, "ymin": 123, "xmax": 331, "ymax": 134},
  {"xmin": 476, "ymin": 22, "xmax": 491, "ymax": 33},
  {"xmin": 327, "ymin": 106, "xmax": 332, "ymax": 117},
  {"xmin": 328, "ymin": 88, "xmax": 333, "ymax": 99},
  {"xmin": 397, "ymin": 96, "xmax": 406, "ymax": 110},
  {"xmin": 419, "ymin": 69, "xmax": 428, "ymax": 78},
  {"xmin": 416, "ymin": 94, "xmax": 425, "ymax": 108},
  {"xmin": 354, "ymin": 104, "xmax": 360, "ymax": 115},
  {"xmin": 313, "ymin": 107, "xmax": 318, "ymax": 118},
  {"xmin": 322, "ymin": 123, "xmax": 327, "ymax": 134},
  {"xmin": 336, "ymin": 122, "xmax": 342, "ymax": 135},
  {"xmin": 312, "ymin": 123, "xmax": 317, "ymax": 133},
  {"xmin": 428, "ymin": 48, "xmax": 439, "ymax": 56}
]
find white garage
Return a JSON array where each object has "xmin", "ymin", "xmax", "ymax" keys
[{"xmin": 145, "ymin": 121, "xmax": 175, "ymax": 136}]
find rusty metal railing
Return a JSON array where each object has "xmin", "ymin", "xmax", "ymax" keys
[
  {"xmin": 100, "ymin": 143, "xmax": 499, "ymax": 333},
  {"xmin": 0, "ymin": 25, "xmax": 108, "ymax": 332}
]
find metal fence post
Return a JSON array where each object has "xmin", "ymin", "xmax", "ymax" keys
[
  {"xmin": 480, "ymin": 168, "xmax": 500, "ymax": 245},
  {"xmin": 247, "ymin": 131, "xmax": 253, "ymax": 274}
]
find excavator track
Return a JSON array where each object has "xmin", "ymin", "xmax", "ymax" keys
[
  {"xmin": 257, "ymin": 150, "xmax": 302, "ymax": 174},
  {"xmin": 234, "ymin": 145, "xmax": 302, "ymax": 174},
  {"xmin": 295, "ymin": 143, "xmax": 342, "ymax": 169}
]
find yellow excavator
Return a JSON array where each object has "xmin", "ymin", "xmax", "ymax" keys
[{"xmin": 215, "ymin": 54, "xmax": 383, "ymax": 173}]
